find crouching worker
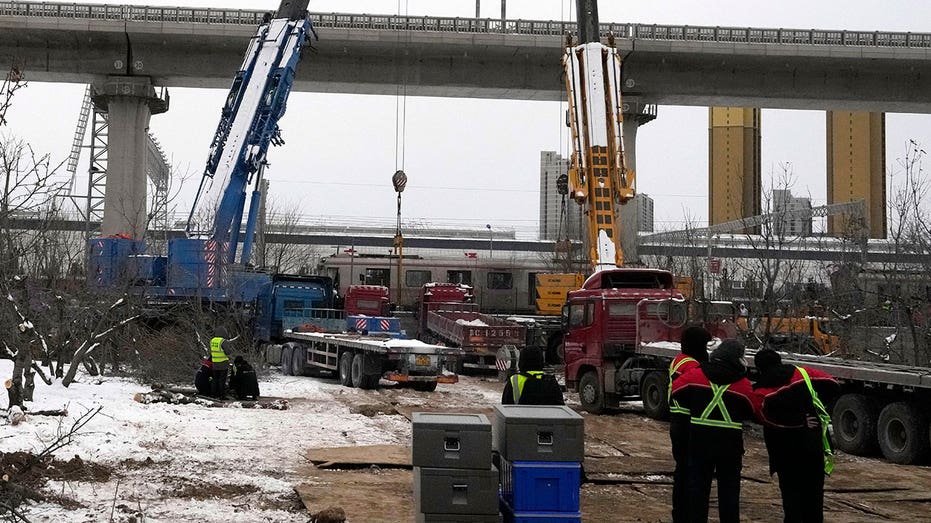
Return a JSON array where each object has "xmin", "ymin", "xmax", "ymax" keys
[
  {"xmin": 194, "ymin": 359, "xmax": 213, "ymax": 396},
  {"xmin": 229, "ymin": 356, "xmax": 261, "ymax": 400},
  {"xmin": 501, "ymin": 346, "xmax": 564, "ymax": 405}
]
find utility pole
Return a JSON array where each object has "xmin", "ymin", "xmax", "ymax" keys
[
  {"xmin": 475, "ymin": 0, "xmax": 480, "ymax": 18},
  {"xmin": 500, "ymin": 0, "xmax": 505, "ymax": 23}
]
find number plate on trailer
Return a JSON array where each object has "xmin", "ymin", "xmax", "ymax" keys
[{"xmin": 415, "ymin": 355, "xmax": 431, "ymax": 366}]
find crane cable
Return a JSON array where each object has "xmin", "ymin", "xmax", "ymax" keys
[{"xmin": 394, "ymin": 0, "xmax": 409, "ymax": 172}]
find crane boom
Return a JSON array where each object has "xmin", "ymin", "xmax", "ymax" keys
[
  {"xmin": 563, "ymin": 0, "xmax": 633, "ymax": 273},
  {"xmin": 186, "ymin": 0, "xmax": 313, "ymax": 265}
]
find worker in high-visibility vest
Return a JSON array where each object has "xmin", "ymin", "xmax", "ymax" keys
[
  {"xmin": 753, "ymin": 349, "xmax": 839, "ymax": 523},
  {"xmin": 209, "ymin": 326, "xmax": 232, "ymax": 399},
  {"xmin": 668, "ymin": 326, "xmax": 712, "ymax": 523},
  {"xmin": 501, "ymin": 346, "xmax": 564, "ymax": 405},
  {"xmin": 671, "ymin": 340, "xmax": 760, "ymax": 523}
]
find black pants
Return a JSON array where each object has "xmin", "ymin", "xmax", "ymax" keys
[
  {"xmin": 669, "ymin": 415, "xmax": 690, "ymax": 523},
  {"xmin": 211, "ymin": 361, "xmax": 229, "ymax": 398},
  {"xmin": 776, "ymin": 463, "xmax": 825, "ymax": 522},
  {"xmin": 688, "ymin": 430, "xmax": 743, "ymax": 523}
]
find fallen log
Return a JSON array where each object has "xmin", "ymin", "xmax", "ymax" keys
[{"xmin": 133, "ymin": 390, "xmax": 288, "ymax": 410}]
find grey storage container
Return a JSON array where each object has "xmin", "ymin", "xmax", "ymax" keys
[
  {"xmin": 492, "ymin": 405, "xmax": 584, "ymax": 462},
  {"xmin": 412, "ymin": 412, "xmax": 493, "ymax": 470},
  {"xmin": 413, "ymin": 466, "xmax": 500, "ymax": 515},
  {"xmin": 416, "ymin": 513, "xmax": 502, "ymax": 523}
]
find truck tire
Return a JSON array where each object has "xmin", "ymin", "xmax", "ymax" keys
[
  {"xmin": 413, "ymin": 381, "xmax": 438, "ymax": 392},
  {"xmin": 338, "ymin": 351, "xmax": 353, "ymax": 387},
  {"xmin": 877, "ymin": 402, "xmax": 930, "ymax": 464},
  {"xmin": 833, "ymin": 393, "xmax": 879, "ymax": 455},
  {"xmin": 264, "ymin": 344, "xmax": 281, "ymax": 366},
  {"xmin": 579, "ymin": 371, "xmax": 605, "ymax": 415},
  {"xmin": 351, "ymin": 353, "xmax": 367, "ymax": 389},
  {"xmin": 641, "ymin": 371, "xmax": 670, "ymax": 420},
  {"xmin": 291, "ymin": 345, "xmax": 306, "ymax": 377},
  {"xmin": 280, "ymin": 344, "xmax": 293, "ymax": 376}
]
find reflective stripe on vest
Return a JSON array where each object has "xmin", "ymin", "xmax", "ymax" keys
[
  {"xmin": 691, "ymin": 382, "xmax": 742, "ymax": 429},
  {"xmin": 668, "ymin": 356, "xmax": 697, "ymax": 415},
  {"xmin": 511, "ymin": 371, "xmax": 543, "ymax": 404},
  {"xmin": 797, "ymin": 366, "xmax": 835, "ymax": 475},
  {"xmin": 210, "ymin": 337, "xmax": 229, "ymax": 364}
]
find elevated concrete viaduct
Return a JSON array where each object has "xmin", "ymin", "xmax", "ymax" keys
[{"xmin": 1, "ymin": 2, "xmax": 929, "ymax": 243}]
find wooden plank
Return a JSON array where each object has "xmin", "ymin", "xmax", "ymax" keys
[{"xmin": 304, "ymin": 444, "xmax": 411, "ymax": 469}]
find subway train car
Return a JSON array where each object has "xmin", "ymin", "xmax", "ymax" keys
[{"xmin": 320, "ymin": 253, "xmax": 556, "ymax": 314}]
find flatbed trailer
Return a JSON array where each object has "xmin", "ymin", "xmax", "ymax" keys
[
  {"xmin": 273, "ymin": 331, "xmax": 460, "ymax": 392},
  {"xmin": 637, "ymin": 340, "xmax": 931, "ymax": 465}
]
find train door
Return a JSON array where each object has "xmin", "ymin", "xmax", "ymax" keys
[{"xmin": 527, "ymin": 272, "xmax": 538, "ymax": 308}]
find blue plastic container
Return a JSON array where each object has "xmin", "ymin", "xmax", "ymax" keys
[
  {"xmin": 500, "ymin": 460, "xmax": 580, "ymax": 513},
  {"xmin": 500, "ymin": 499, "xmax": 581, "ymax": 523}
]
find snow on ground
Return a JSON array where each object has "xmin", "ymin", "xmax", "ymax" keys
[{"xmin": 1, "ymin": 360, "xmax": 495, "ymax": 522}]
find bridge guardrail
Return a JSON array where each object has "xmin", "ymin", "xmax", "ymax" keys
[{"xmin": 2, "ymin": 1, "xmax": 931, "ymax": 48}]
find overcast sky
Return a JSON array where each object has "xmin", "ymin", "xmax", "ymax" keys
[{"xmin": 5, "ymin": 0, "xmax": 931, "ymax": 239}]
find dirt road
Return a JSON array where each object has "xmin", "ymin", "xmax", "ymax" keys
[
  {"xmin": 7, "ymin": 365, "xmax": 931, "ymax": 522},
  {"xmin": 303, "ymin": 375, "xmax": 931, "ymax": 523}
]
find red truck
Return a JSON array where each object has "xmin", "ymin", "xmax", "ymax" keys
[
  {"xmin": 344, "ymin": 285, "xmax": 390, "ymax": 316},
  {"xmin": 418, "ymin": 283, "xmax": 526, "ymax": 372},
  {"xmin": 563, "ymin": 268, "xmax": 736, "ymax": 415}
]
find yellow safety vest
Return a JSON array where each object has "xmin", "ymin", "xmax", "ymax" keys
[
  {"xmin": 510, "ymin": 371, "xmax": 543, "ymax": 404},
  {"xmin": 797, "ymin": 367, "xmax": 835, "ymax": 475},
  {"xmin": 210, "ymin": 337, "xmax": 229, "ymax": 364},
  {"xmin": 668, "ymin": 356, "xmax": 698, "ymax": 415},
  {"xmin": 691, "ymin": 382, "xmax": 742, "ymax": 430}
]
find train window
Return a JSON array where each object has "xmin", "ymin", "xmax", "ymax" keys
[
  {"xmin": 405, "ymin": 270, "xmax": 432, "ymax": 287},
  {"xmin": 447, "ymin": 270, "xmax": 472, "ymax": 286},
  {"xmin": 364, "ymin": 268, "xmax": 391, "ymax": 287},
  {"xmin": 487, "ymin": 272, "xmax": 513, "ymax": 290}
]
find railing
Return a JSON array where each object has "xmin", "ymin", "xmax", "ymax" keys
[{"xmin": 3, "ymin": 1, "xmax": 931, "ymax": 48}]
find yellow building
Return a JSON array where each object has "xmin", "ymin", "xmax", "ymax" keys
[
  {"xmin": 826, "ymin": 111, "xmax": 886, "ymax": 239},
  {"xmin": 708, "ymin": 107, "xmax": 761, "ymax": 230}
]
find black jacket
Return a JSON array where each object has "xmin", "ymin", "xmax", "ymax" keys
[
  {"xmin": 501, "ymin": 372, "xmax": 564, "ymax": 406},
  {"xmin": 229, "ymin": 359, "xmax": 260, "ymax": 400}
]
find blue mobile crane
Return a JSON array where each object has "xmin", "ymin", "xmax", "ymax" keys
[
  {"xmin": 84, "ymin": 2, "xmax": 459, "ymax": 389},
  {"xmin": 87, "ymin": 0, "xmax": 327, "ymax": 333}
]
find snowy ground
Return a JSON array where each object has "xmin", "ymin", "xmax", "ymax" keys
[{"xmin": 1, "ymin": 360, "xmax": 496, "ymax": 522}]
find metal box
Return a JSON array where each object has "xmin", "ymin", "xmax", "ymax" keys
[
  {"xmin": 500, "ymin": 460, "xmax": 581, "ymax": 513},
  {"xmin": 413, "ymin": 466, "xmax": 500, "ymax": 515},
  {"xmin": 416, "ymin": 513, "xmax": 502, "ymax": 523},
  {"xmin": 413, "ymin": 413, "xmax": 492, "ymax": 470},
  {"xmin": 492, "ymin": 406, "xmax": 584, "ymax": 463}
]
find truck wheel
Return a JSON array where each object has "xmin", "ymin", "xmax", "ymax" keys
[
  {"xmin": 291, "ymin": 345, "xmax": 306, "ymax": 377},
  {"xmin": 280, "ymin": 344, "xmax": 293, "ymax": 376},
  {"xmin": 579, "ymin": 372, "xmax": 605, "ymax": 415},
  {"xmin": 413, "ymin": 381, "xmax": 438, "ymax": 392},
  {"xmin": 877, "ymin": 402, "xmax": 930, "ymax": 464},
  {"xmin": 641, "ymin": 371, "xmax": 669, "ymax": 421},
  {"xmin": 338, "ymin": 351, "xmax": 353, "ymax": 386},
  {"xmin": 833, "ymin": 393, "xmax": 879, "ymax": 455},
  {"xmin": 351, "ymin": 353, "xmax": 367, "ymax": 389}
]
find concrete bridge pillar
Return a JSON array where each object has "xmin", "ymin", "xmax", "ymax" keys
[
  {"xmin": 618, "ymin": 101, "xmax": 657, "ymax": 263},
  {"xmin": 708, "ymin": 107, "xmax": 761, "ymax": 231},
  {"xmin": 91, "ymin": 76, "xmax": 169, "ymax": 238},
  {"xmin": 827, "ymin": 111, "xmax": 886, "ymax": 239}
]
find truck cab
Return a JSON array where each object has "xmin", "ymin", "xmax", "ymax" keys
[
  {"xmin": 344, "ymin": 285, "xmax": 391, "ymax": 316},
  {"xmin": 563, "ymin": 268, "xmax": 728, "ymax": 417}
]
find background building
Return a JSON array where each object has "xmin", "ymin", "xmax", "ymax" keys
[
  {"xmin": 772, "ymin": 189, "xmax": 813, "ymax": 237},
  {"xmin": 539, "ymin": 151, "xmax": 581, "ymax": 241}
]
